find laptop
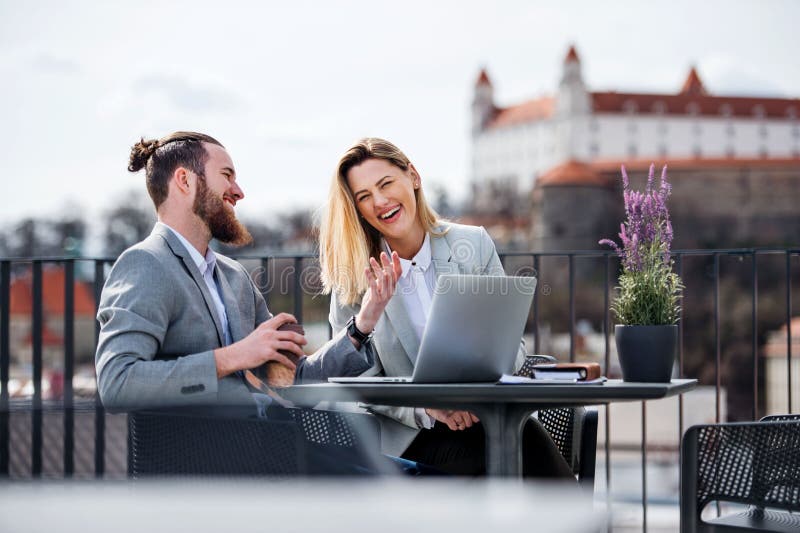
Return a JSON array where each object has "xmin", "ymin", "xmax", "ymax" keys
[{"xmin": 329, "ymin": 274, "xmax": 536, "ymax": 384}]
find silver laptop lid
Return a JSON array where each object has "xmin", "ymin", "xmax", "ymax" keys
[{"xmin": 411, "ymin": 274, "xmax": 537, "ymax": 383}]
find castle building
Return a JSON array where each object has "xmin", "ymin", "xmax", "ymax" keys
[
  {"xmin": 469, "ymin": 45, "xmax": 800, "ymax": 251},
  {"xmin": 472, "ymin": 45, "xmax": 800, "ymax": 186}
]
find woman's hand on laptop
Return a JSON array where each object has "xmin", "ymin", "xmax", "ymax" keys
[
  {"xmin": 425, "ymin": 409, "xmax": 480, "ymax": 431},
  {"xmin": 355, "ymin": 251, "xmax": 402, "ymax": 334}
]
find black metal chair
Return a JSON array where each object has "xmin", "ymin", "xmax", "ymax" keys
[
  {"xmin": 538, "ymin": 405, "xmax": 598, "ymax": 487},
  {"xmin": 680, "ymin": 414, "xmax": 800, "ymax": 532},
  {"xmin": 516, "ymin": 355, "xmax": 599, "ymax": 488},
  {"xmin": 127, "ymin": 405, "xmax": 387, "ymax": 477}
]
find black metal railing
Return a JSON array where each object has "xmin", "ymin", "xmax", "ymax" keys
[{"xmin": 0, "ymin": 248, "xmax": 798, "ymax": 532}]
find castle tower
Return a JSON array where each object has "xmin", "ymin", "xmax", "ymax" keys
[
  {"xmin": 680, "ymin": 65, "xmax": 707, "ymax": 95},
  {"xmin": 555, "ymin": 45, "xmax": 592, "ymax": 162},
  {"xmin": 556, "ymin": 45, "xmax": 592, "ymax": 117},
  {"xmin": 531, "ymin": 160, "xmax": 618, "ymax": 251},
  {"xmin": 471, "ymin": 68, "xmax": 496, "ymax": 136}
]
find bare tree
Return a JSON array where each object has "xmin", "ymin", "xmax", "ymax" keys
[{"xmin": 102, "ymin": 191, "xmax": 156, "ymax": 256}]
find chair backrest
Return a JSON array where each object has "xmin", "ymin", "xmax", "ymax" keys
[
  {"xmin": 538, "ymin": 406, "xmax": 598, "ymax": 487},
  {"xmin": 287, "ymin": 407, "xmax": 380, "ymax": 448},
  {"xmin": 760, "ymin": 413, "xmax": 800, "ymax": 423},
  {"xmin": 128, "ymin": 406, "xmax": 388, "ymax": 477},
  {"xmin": 681, "ymin": 417, "xmax": 800, "ymax": 531},
  {"xmin": 128, "ymin": 408, "xmax": 305, "ymax": 477},
  {"xmin": 517, "ymin": 356, "xmax": 598, "ymax": 486}
]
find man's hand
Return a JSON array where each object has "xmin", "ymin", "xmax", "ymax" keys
[
  {"xmin": 214, "ymin": 313, "xmax": 307, "ymax": 378},
  {"xmin": 351, "ymin": 251, "xmax": 402, "ymax": 345},
  {"xmin": 424, "ymin": 409, "xmax": 480, "ymax": 431}
]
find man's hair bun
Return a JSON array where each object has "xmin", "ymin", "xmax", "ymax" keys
[{"xmin": 128, "ymin": 137, "xmax": 160, "ymax": 172}]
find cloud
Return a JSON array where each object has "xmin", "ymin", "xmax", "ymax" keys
[
  {"xmin": 131, "ymin": 74, "xmax": 244, "ymax": 113},
  {"xmin": 701, "ymin": 55, "xmax": 792, "ymax": 97},
  {"xmin": 31, "ymin": 53, "xmax": 81, "ymax": 76}
]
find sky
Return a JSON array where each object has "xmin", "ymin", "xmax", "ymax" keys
[{"xmin": 1, "ymin": 0, "xmax": 798, "ymax": 230}]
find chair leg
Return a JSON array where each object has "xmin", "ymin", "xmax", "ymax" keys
[{"xmin": 578, "ymin": 408, "xmax": 598, "ymax": 490}]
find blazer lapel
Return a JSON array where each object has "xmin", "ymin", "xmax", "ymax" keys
[
  {"xmin": 383, "ymin": 295, "xmax": 421, "ymax": 364},
  {"xmin": 215, "ymin": 267, "xmax": 244, "ymax": 343},
  {"xmin": 431, "ymin": 228, "xmax": 461, "ymax": 279},
  {"xmin": 383, "ymin": 227, "xmax": 455, "ymax": 366},
  {"xmin": 156, "ymin": 225, "xmax": 226, "ymax": 347}
]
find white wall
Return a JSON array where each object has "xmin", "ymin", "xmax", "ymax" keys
[{"xmin": 472, "ymin": 112, "xmax": 800, "ymax": 187}]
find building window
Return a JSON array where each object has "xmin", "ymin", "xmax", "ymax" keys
[
  {"xmin": 792, "ymin": 125, "xmax": 799, "ymax": 139},
  {"xmin": 787, "ymin": 107, "xmax": 797, "ymax": 119},
  {"xmin": 693, "ymin": 145, "xmax": 702, "ymax": 158},
  {"xmin": 623, "ymin": 100, "xmax": 638, "ymax": 114},
  {"xmin": 753, "ymin": 105, "xmax": 766, "ymax": 119},
  {"xmin": 693, "ymin": 122, "xmax": 702, "ymax": 135},
  {"xmin": 658, "ymin": 121, "xmax": 668, "ymax": 135},
  {"xmin": 658, "ymin": 144, "xmax": 668, "ymax": 157},
  {"xmin": 759, "ymin": 124, "xmax": 769, "ymax": 138},
  {"xmin": 628, "ymin": 144, "xmax": 638, "ymax": 158},
  {"xmin": 590, "ymin": 119, "xmax": 599, "ymax": 132},
  {"xmin": 628, "ymin": 121, "xmax": 637, "ymax": 133},
  {"xmin": 727, "ymin": 123, "xmax": 736, "ymax": 137},
  {"xmin": 720, "ymin": 103, "xmax": 733, "ymax": 117},
  {"xmin": 726, "ymin": 146, "xmax": 735, "ymax": 158},
  {"xmin": 759, "ymin": 146, "xmax": 768, "ymax": 158},
  {"xmin": 652, "ymin": 101, "xmax": 667, "ymax": 115},
  {"xmin": 687, "ymin": 102, "xmax": 700, "ymax": 116},
  {"xmin": 589, "ymin": 143, "xmax": 599, "ymax": 157},
  {"xmin": 792, "ymin": 147, "xmax": 799, "ymax": 158}
]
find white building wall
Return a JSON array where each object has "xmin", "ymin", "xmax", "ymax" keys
[{"xmin": 473, "ymin": 112, "xmax": 799, "ymax": 185}]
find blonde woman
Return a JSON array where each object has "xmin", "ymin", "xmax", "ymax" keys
[{"xmin": 319, "ymin": 138, "xmax": 572, "ymax": 477}]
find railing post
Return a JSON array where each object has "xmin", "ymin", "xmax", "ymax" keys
[
  {"xmin": 64, "ymin": 259, "xmax": 75, "ymax": 477},
  {"xmin": 676, "ymin": 254, "xmax": 684, "ymax": 437},
  {"xmin": 533, "ymin": 255, "xmax": 540, "ymax": 354},
  {"xmin": 752, "ymin": 251, "xmax": 758, "ymax": 420},
  {"xmin": 787, "ymin": 251, "xmax": 793, "ymax": 414},
  {"xmin": 32, "ymin": 261, "xmax": 43, "ymax": 477},
  {"xmin": 0, "ymin": 261, "xmax": 10, "ymax": 477},
  {"xmin": 93, "ymin": 260, "xmax": 105, "ymax": 478},
  {"xmin": 714, "ymin": 253, "xmax": 721, "ymax": 423},
  {"xmin": 603, "ymin": 253, "xmax": 612, "ymax": 533},
  {"xmin": 641, "ymin": 401, "xmax": 648, "ymax": 533},
  {"xmin": 568, "ymin": 254, "xmax": 575, "ymax": 362}
]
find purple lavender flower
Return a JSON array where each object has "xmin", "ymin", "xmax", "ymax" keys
[{"xmin": 599, "ymin": 164, "xmax": 674, "ymax": 272}]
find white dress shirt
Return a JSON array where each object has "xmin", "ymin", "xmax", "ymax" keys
[
  {"xmin": 386, "ymin": 234, "xmax": 436, "ymax": 429},
  {"xmin": 158, "ymin": 222, "xmax": 232, "ymax": 346}
]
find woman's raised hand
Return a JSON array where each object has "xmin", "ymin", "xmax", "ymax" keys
[{"xmin": 355, "ymin": 251, "xmax": 402, "ymax": 335}]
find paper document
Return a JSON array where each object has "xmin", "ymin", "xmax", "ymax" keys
[{"xmin": 498, "ymin": 374, "xmax": 607, "ymax": 385}]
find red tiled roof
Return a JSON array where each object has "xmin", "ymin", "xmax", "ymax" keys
[
  {"xmin": 25, "ymin": 325, "xmax": 63, "ymax": 347},
  {"xmin": 476, "ymin": 68, "xmax": 492, "ymax": 87},
  {"xmin": 680, "ymin": 66, "xmax": 707, "ymax": 95},
  {"xmin": 590, "ymin": 157, "xmax": 800, "ymax": 173},
  {"xmin": 9, "ymin": 266, "xmax": 95, "ymax": 316},
  {"xmin": 538, "ymin": 160, "xmax": 611, "ymax": 187},
  {"xmin": 591, "ymin": 91, "xmax": 799, "ymax": 119},
  {"xmin": 565, "ymin": 45, "xmax": 580, "ymax": 63},
  {"xmin": 487, "ymin": 97, "xmax": 555, "ymax": 128}
]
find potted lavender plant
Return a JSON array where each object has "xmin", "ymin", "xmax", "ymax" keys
[{"xmin": 600, "ymin": 164, "xmax": 683, "ymax": 382}]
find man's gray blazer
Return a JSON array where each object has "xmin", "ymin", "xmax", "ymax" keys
[
  {"xmin": 329, "ymin": 222, "xmax": 526, "ymax": 456},
  {"xmin": 96, "ymin": 224, "xmax": 371, "ymax": 411}
]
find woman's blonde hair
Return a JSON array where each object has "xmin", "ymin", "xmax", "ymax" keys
[{"xmin": 318, "ymin": 137, "xmax": 443, "ymax": 305}]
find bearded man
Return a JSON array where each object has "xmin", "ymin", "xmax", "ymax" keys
[{"xmin": 95, "ymin": 132, "xmax": 400, "ymax": 412}]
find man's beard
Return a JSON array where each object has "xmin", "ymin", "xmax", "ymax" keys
[{"xmin": 193, "ymin": 178, "xmax": 253, "ymax": 247}]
